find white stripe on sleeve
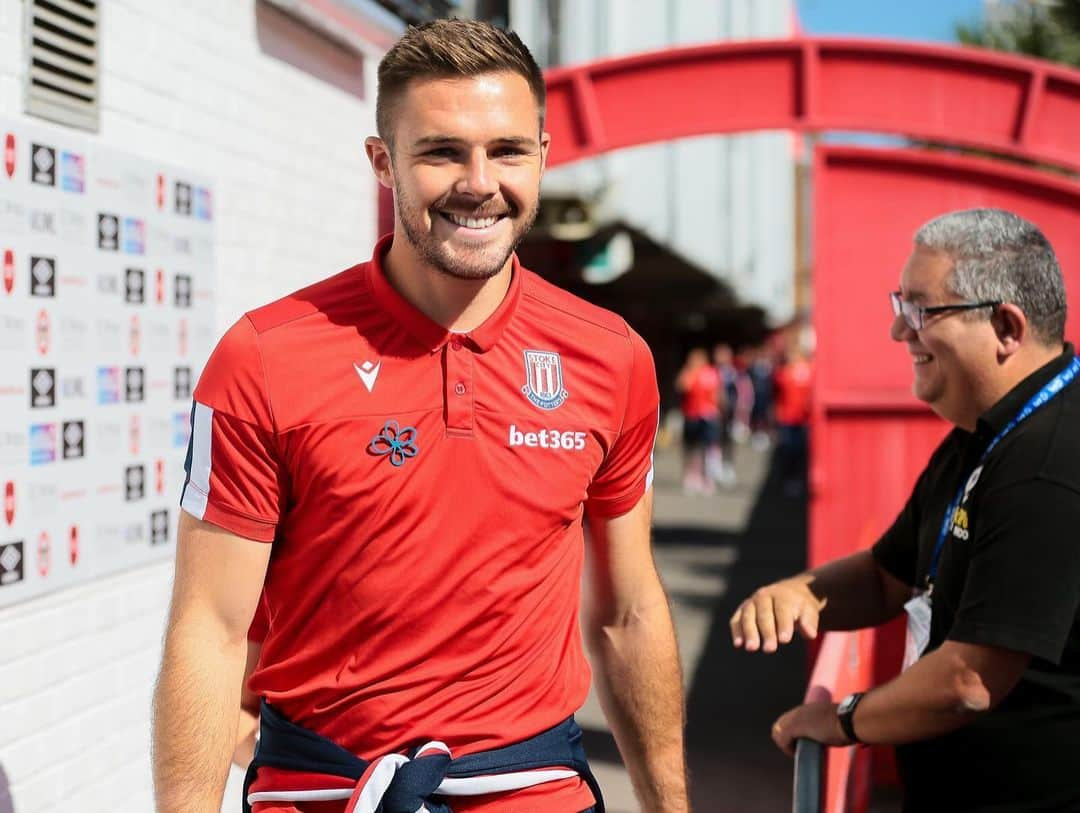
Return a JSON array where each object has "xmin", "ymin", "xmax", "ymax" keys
[
  {"xmin": 645, "ymin": 405, "xmax": 659, "ymax": 491},
  {"xmin": 180, "ymin": 402, "xmax": 214, "ymax": 520}
]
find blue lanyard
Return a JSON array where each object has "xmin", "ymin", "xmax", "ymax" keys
[{"xmin": 928, "ymin": 356, "xmax": 1080, "ymax": 589}]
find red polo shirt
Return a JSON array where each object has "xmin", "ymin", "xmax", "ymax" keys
[{"xmin": 182, "ymin": 237, "xmax": 659, "ymax": 812}]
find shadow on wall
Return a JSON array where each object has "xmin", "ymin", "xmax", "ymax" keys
[{"xmin": 0, "ymin": 762, "xmax": 13, "ymax": 813}]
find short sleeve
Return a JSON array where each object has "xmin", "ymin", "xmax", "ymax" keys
[
  {"xmin": 948, "ymin": 480, "xmax": 1080, "ymax": 664},
  {"xmin": 180, "ymin": 316, "xmax": 286, "ymax": 542},
  {"xmin": 871, "ymin": 490, "xmax": 921, "ymax": 587},
  {"xmin": 586, "ymin": 329, "xmax": 659, "ymax": 518}
]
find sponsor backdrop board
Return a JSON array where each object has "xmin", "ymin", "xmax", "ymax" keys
[{"xmin": 0, "ymin": 116, "xmax": 215, "ymax": 608}]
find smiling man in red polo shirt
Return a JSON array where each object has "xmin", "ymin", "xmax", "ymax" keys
[{"xmin": 152, "ymin": 19, "xmax": 688, "ymax": 813}]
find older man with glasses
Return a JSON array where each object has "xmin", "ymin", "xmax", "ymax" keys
[{"xmin": 730, "ymin": 208, "xmax": 1080, "ymax": 812}]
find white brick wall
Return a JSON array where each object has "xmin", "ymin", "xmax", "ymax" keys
[{"xmin": 0, "ymin": 1, "xmax": 384, "ymax": 809}]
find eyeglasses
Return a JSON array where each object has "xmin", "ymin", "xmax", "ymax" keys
[{"xmin": 889, "ymin": 291, "xmax": 1000, "ymax": 331}]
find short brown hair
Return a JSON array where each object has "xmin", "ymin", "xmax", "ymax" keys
[{"xmin": 376, "ymin": 19, "xmax": 546, "ymax": 146}]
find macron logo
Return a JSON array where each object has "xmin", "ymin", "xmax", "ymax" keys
[{"xmin": 354, "ymin": 360, "xmax": 381, "ymax": 393}]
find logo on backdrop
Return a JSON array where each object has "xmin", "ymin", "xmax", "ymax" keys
[
  {"xmin": 155, "ymin": 269, "xmax": 165, "ymax": 304},
  {"xmin": 30, "ymin": 208, "xmax": 56, "ymax": 236},
  {"xmin": 60, "ymin": 151, "xmax": 85, "ymax": 193},
  {"xmin": 4, "ymin": 481, "xmax": 14, "ymax": 526},
  {"xmin": 62, "ymin": 420, "xmax": 85, "ymax": 459},
  {"xmin": 3, "ymin": 249, "xmax": 13, "ymax": 294},
  {"xmin": 69, "ymin": 525, "xmax": 79, "ymax": 565},
  {"xmin": 97, "ymin": 366, "xmax": 121, "ymax": 404},
  {"xmin": 123, "ymin": 217, "xmax": 145, "ymax": 254},
  {"xmin": 30, "ymin": 368, "xmax": 55, "ymax": 408},
  {"xmin": 0, "ymin": 541, "xmax": 24, "ymax": 586},
  {"xmin": 36, "ymin": 531, "xmax": 50, "ymax": 578},
  {"xmin": 174, "ymin": 273, "xmax": 192, "ymax": 308},
  {"xmin": 97, "ymin": 272, "xmax": 119, "ymax": 297},
  {"xmin": 36, "ymin": 309, "xmax": 50, "ymax": 356},
  {"xmin": 98, "ymin": 213, "xmax": 119, "ymax": 251},
  {"xmin": 151, "ymin": 509, "xmax": 169, "ymax": 545},
  {"xmin": 4, "ymin": 133, "xmax": 15, "ymax": 179},
  {"xmin": 129, "ymin": 414, "xmax": 141, "ymax": 456},
  {"xmin": 31, "ymin": 143, "xmax": 55, "ymax": 186},
  {"xmin": 29, "ymin": 424, "xmax": 57, "ymax": 465},
  {"xmin": 125, "ymin": 367, "xmax": 145, "ymax": 402},
  {"xmin": 125, "ymin": 268, "xmax": 145, "ymax": 304},
  {"xmin": 129, "ymin": 314, "xmax": 141, "ymax": 356},
  {"xmin": 172, "ymin": 411, "xmax": 190, "ymax": 448},
  {"xmin": 124, "ymin": 464, "xmax": 145, "ymax": 502},
  {"xmin": 521, "ymin": 350, "xmax": 568, "ymax": 410},
  {"xmin": 60, "ymin": 374, "xmax": 85, "ymax": 400},
  {"xmin": 30, "ymin": 256, "xmax": 55, "ymax": 297},
  {"xmin": 173, "ymin": 366, "xmax": 192, "ymax": 400},
  {"xmin": 175, "ymin": 181, "xmax": 192, "ymax": 215},
  {"xmin": 195, "ymin": 187, "xmax": 212, "ymax": 220}
]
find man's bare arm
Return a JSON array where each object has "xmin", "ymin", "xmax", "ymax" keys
[
  {"xmin": 584, "ymin": 491, "xmax": 689, "ymax": 813},
  {"xmin": 730, "ymin": 550, "xmax": 911, "ymax": 652},
  {"xmin": 153, "ymin": 512, "xmax": 270, "ymax": 812}
]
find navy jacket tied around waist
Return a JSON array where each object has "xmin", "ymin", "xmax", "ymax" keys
[{"xmin": 242, "ymin": 700, "xmax": 605, "ymax": 813}]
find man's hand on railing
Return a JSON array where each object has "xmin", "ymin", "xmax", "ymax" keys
[
  {"xmin": 771, "ymin": 700, "xmax": 852, "ymax": 757},
  {"xmin": 729, "ymin": 574, "xmax": 828, "ymax": 652}
]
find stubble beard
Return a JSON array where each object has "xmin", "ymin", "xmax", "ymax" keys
[{"xmin": 395, "ymin": 181, "xmax": 539, "ymax": 282}]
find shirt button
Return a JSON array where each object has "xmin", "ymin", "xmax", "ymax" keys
[
  {"xmin": 450, "ymin": 338, "xmax": 463, "ymax": 351},
  {"xmin": 454, "ymin": 382, "xmax": 466, "ymax": 396}
]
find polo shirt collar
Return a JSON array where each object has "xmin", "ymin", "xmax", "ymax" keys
[
  {"xmin": 366, "ymin": 234, "xmax": 523, "ymax": 354},
  {"xmin": 976, "ymin": 342, "xmax": 1076, "ymax": 437}
]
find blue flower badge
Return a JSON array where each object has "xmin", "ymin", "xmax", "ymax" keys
[{"xmin": 368, "ymin": 420, "xmax": 419, "ymax": 467}]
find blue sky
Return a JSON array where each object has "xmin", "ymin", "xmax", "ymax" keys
[{"xmin": 796, "ymin": 0, "xmax": 986, "ymax": 43}]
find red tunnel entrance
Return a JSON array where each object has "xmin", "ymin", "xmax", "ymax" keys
[{"xmin": 542, "ymin": 37, "xmax": 1080, "ymax": 812}]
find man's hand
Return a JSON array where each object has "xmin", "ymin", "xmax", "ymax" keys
[
  {"xmin": 771, "ymin": 701, "xmax": 849, "ymax": 757},
  {"xmin": 729, "ymin": 575, "xmax": 827, "ymax": 652}
]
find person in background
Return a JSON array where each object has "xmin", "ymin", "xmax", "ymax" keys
[
  {"xmin": 747, "ymin": 347, "xmax": 775, "ymax": 450},
  {"xmin": 730, "ymin": 208, "xmax": 1080, "ymax": 812},
  {"xmin": 710, "ymin": 343, "xmax": 739, "ymax": 486},
  {"xmin": 676, "ymin": 347, "xmax": 721, "ymax": 494},
  {"xmin": 772, "ymin": 346, "xmax": 813, "ymax": 496}
]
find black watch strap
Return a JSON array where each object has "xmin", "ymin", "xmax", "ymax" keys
[{"xmin": 837, "ymin": 692, "xmax": 865, "ymax": 744}]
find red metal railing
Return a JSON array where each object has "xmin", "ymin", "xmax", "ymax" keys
[{"xmin": 793, "ymin": 631, "xmax": 877, "ymax": 812}]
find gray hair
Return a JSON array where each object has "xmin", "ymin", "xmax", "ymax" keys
[{"xmin": 914, "ymin": 208, "xmax": 1066, "ymax": 345}]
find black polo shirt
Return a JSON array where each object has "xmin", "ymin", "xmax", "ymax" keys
[{"xmin": 873, "ymin": 345, "xmax": 1080, "ymax": 812}]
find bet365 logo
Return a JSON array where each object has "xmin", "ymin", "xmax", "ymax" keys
[{"xmin": 508, "ymin": 424, "xmax": 586, "ymax": 451}]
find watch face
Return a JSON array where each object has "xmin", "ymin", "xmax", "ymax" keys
[{"xmin": 838, "ymin": 694, "xmax": 857, "ymax": 714}]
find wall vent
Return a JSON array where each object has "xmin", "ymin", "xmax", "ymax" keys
[{"xmin": 24, "ymin": 0, "xmax": 100, "ymax": 132}]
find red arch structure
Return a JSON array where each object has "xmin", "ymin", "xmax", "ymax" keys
[
  {"xmin": 543, "ymin": 37, "xmax": 1080, "ymax": 171},
  {"xmin": 542, "ymin": 38, "xmax": 1080, "ymax": 813}
]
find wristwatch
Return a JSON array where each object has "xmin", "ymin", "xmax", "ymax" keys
[{"xmin": 836, "ymin": 692, "xmax": 865, "ymax": 744}]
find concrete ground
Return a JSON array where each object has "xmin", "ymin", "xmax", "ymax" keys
[{"xmin": 580, "ymin": 439, "xmax": 812, "ymax": 813}]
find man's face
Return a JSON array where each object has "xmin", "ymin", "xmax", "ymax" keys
[
  {"xmin": 890, "ymin": 245, "xmax": 999, "ymax": 426},
  {"xmin": 376, "ymin": 72, "xmax": 548, "ymax": 281}
]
